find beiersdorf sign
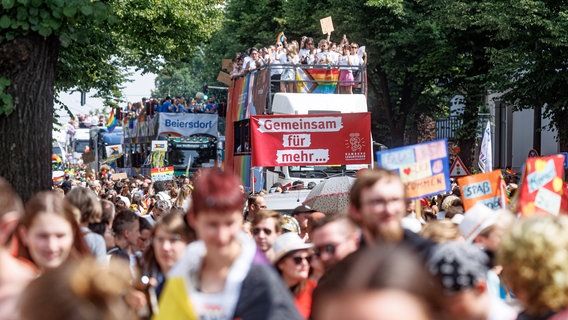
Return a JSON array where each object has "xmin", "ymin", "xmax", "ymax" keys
[{"xmin": 158, "ymin": 113, "xmax": 218, "ymax": 137}]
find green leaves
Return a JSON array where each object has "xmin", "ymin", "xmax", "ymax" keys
[
  {"xmin": 62, "ymin": 5, "xmax": 76, "ymax": 17},
  {"xmin": 2, "ymin": 0, "xmax": 16, "ymax": 9},
  {"xmin": 0, "ymin": 15, "xmax": 11, "ymax": 28}
]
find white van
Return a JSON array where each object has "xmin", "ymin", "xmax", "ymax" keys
[{"xmin": 266, "ymin": 93, "xmax": 370, "ymax": 188}]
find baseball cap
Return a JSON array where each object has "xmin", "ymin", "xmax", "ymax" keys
[
  {"xmin": 458, "ymin": 203, "xmax": 500, "ymax": 243},
  {"xmin": 293, "ymin": 205, "xmax": 316, "ymax": 215},
  {"xmin": 272, "ymin": 232, "xmax": 313, "ymax": 264},
  {"xmin": 427, "ymin": 242, "xmax": 489, "ymax": 293}
]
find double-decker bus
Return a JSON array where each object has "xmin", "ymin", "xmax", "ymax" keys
[{"xmin": 119, "ymin": 113, "xmax": 221, "ymax": 177}]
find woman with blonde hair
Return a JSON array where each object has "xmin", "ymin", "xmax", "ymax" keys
[
  {"xmin": 280, "ymin": 42, "xmax": 299, "ymax": 93},
  {"xmin": 420, "ymin": 220, "xmax": 463, "ymax": 243},
  {"xmin": 19, "ymin": 258, "xmax": 132, "ymax": 320},
  {"xmin": 498, "ymin": 215, "xmax": 568, "ymax": 319},
  {"xmin": 173, "ymin": 184, "xmax": 192, "ymax": 211}
]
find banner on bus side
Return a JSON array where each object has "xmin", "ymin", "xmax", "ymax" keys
[{"xmin": 250, "ymin": 113, "xmax": 372, "ymax": 167}]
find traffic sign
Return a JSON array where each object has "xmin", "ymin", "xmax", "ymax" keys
[{"xmin": 450, "ymin": 156, "xmax": 470, "ymax": 178}]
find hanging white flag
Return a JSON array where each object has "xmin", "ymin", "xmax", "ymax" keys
[{"xmin": 478, "ymin": 120, "xmax": 492, "ymax": 173}]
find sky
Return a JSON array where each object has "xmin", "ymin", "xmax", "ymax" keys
[{"xmin": 56, "ymin": 69, "xmax": 157, "ymax": 122}]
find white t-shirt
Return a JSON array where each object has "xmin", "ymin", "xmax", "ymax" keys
[{"xmin": 168, "ymin": 233, "xmax": 256, "ymax": 320}]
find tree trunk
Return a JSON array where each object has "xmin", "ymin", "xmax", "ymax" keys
[
  {"xmin": 0, "ymin": 34, "xmax": 60, "ymax": 201},
  {"xmin": 367, "ymin": 68, "xmax": 409, "ymax": 148},
  {"xmin": 457, "ymin": 94, "xmax": 484, "ymax": 172}
]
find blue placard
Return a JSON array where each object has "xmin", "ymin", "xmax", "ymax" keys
[
  {"xmin": 562, "ymin": 152, "xmax": 568, "ymax": 169},
  {"xmin": 376, "ymin": 139, "xmax": 451, "ymax": 200}
]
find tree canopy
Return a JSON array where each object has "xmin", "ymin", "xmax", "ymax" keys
[
  {"xmin": 1, "ymin": 0, "xmax": 566, "ymax": 197},
  {"xmin": 0, "ymin": 0, "xmax": 223, "ymax": 199}
]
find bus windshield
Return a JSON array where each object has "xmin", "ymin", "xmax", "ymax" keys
[{"xmin": 169, "ymin": 148, "xmax": 215, "ymax": 168}]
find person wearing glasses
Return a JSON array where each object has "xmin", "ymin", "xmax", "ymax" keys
[
  {"xmin": 348, "ymin": 168, "xmax": 434, "ymax": 258},
  {"xmin": 251, "ymin": 210, "xmax": 282, "ymax": 261},
  {"xmin": 272, "ymin": 232, "xmax": 316, "ymax": 319},
  {"xmin": 350, "ymin": 42, "xmax": 366, "ymax": 93},
  {"xmin": 311, "ymin": 215, "xmax": 360, "ymax": 272}
]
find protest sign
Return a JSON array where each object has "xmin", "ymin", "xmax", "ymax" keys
[
  {"xmin": 458, "ymin": 169, "xmax": 505, "ymax": 211},
  {"xmin": 376, "ymin": 139, "xmax": 451, "ymax": 200},
  {"xmin": 217, "ymin": 71, "xmax": 232, "ymax": 86},
  {"xmin": 320, "ymin": 16, "xmax": 334, "ymax": 35},
  {"xmin": 151, "ymin": 166, "xmax": 175, "ymax": 182},
  {"xmin": 517, "ymin": 154, "xmax": 567, "ymax": 216},
  {"xmin": 111, "ymin": 172, "xmax": 127, "ymax": 181},
  {"xmin": 151, "ymin": 140, "xmax": 168, "ymax": 152}
]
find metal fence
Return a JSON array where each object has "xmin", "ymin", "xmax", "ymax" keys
[{"xmin": 436, "ymin": 113, "xmax": 491, "ymax": 140}]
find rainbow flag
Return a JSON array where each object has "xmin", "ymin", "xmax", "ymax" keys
[
  {"xmin": 277, "ymin": 31, "xmax": 285, "ymax": 43},
  {"xmin": 295, "ymin": 68, "xmax": 314, "ymax": 93},
  {"xmin": 306, "ymin": 68, "xmax": 339, "ymax": 94},
  {"xmin": 505, "ymin": 167, "xmax": 516, "ymax": 175},
  {"xmin": 106, "ymin": 108, "xmax": 117, "ymax": 133}
]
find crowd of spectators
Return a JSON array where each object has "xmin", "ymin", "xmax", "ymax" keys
[
  {"xmin": 4, "ymin": 164, "xmax": 565, "ymax": 319},
  {"xmin": 230, "ymin": 34, "xmax": 368, "ymax": 94},
  {"xmin": 118, "ymin": 94, "xmax": 221, "ymax": 119}
]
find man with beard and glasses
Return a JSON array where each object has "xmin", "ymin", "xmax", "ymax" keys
[{"xmin": 348, "ymin": 168, "xmax": 434, "ymax": 258}]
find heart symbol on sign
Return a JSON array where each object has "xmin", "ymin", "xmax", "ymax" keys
[{"xmin": 403, "ymin": 168, "xmax": 411, "ymax": 175}]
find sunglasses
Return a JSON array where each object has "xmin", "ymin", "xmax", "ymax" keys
[
  {"xmin": 314, "ymin": 244, "xmax": 337, "ymax": 257},
  {"xmin": 291, "ymin": 255, "xmax": 312, "ymax": 265},
  {"xmin": 252, "ymin": 227, "xmax": 273, "ymax": 236},
  {"xmin": 277, "ymin": 44, "xmax": 283, "ymax": 47}
]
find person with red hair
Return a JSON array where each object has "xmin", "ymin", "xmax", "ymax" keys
[{"xmin": 155, "ymin": 168, "xmax": 301, "ymax": 320}]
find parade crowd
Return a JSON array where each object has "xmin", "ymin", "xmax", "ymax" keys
[{"xmin": 1, "ymin": 164, "xmax": 567, "ymax": 320}]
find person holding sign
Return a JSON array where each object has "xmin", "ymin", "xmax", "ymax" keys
[{"xmin": 316, "ymin": 40, "xmax": 333, "ymax": 65}]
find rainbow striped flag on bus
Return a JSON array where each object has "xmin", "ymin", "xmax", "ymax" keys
[
  {"xmin": 307, "ymin": 68, "xmax": 339, "ymax": 94},
  {"xmin": 106, "ymin": 108, "xmax": 117, "ymax": 133}
]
